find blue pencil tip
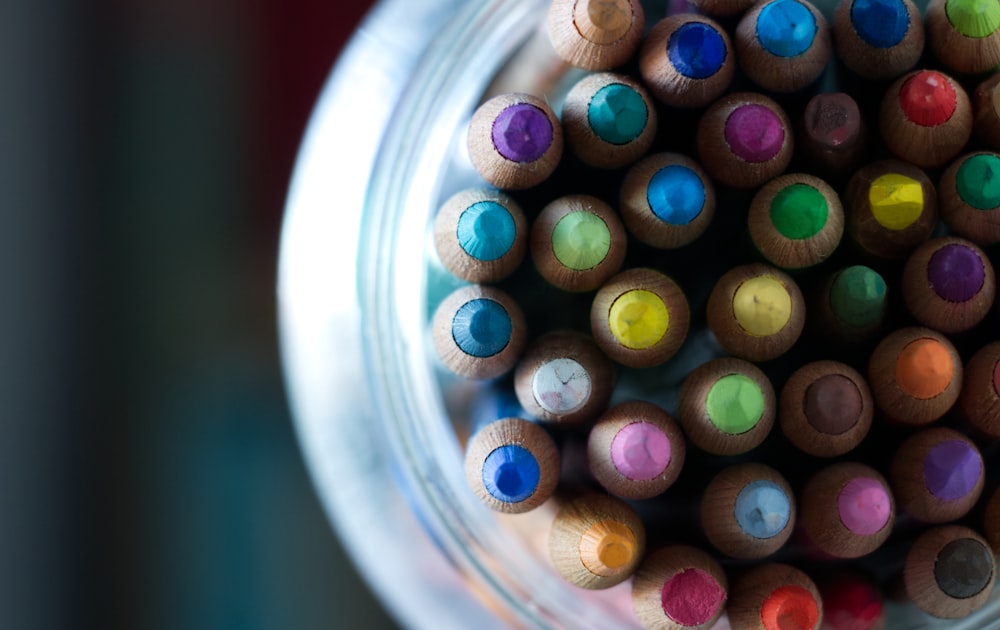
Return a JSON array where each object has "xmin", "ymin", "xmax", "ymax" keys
[
  {"xmin": 646, "ymin": 165, "xmax": 706, "ymax": 226},
  {"xmin": 756, "ymin": 0, "xmax": 818, "ymax": 58},
  {"xmin": 457, "ymin": 201, "xmax": 516, "ymax": 261},
  {"xmin": 482, "ymin": 444, "xmax": 540, "ymax": 503},
  {"xmin": 850, "ymin": 0, "xmax": 909, "ymax": 49},
  {"xmin": 734, "ymin": 479, "xmax": 791, "ymax": 539},
  {"xmin": 668, "ymin": 21, "xmax": 727, "ymax": 79},
  {"xmin": 451, "ymin": 298, "xmax": 512, "ymax": 358}
]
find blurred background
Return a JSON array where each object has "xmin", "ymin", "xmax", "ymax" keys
[{"xmin": 1, "ymin": 0, "xmax": 396, "ymax": 627}]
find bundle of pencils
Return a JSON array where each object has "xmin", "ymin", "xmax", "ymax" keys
[{"xmin": 430, "ymin": 0, "xmax": 1000, "ymax": 627}]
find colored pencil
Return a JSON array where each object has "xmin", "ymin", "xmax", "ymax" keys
[
  {"xmin": 867, "ymin": 326, "xmax": 963, "ymax": 426},
  {"xmin": 901, "ymin": 236, "xmax": 995, "ymax": 334},
  {"xmin": 797, "ymin": 92, "xmax": 866, "ymax": 179},
  {"xmin": 813, "ymin": 265, "xmax": 888, "ymax": 345},
  {"xmin": 706, "ymin": 263, "xmax": 806, "ymax": 362},
  {"xmin": 687, "ymin": 0, "xmax": 757, "ymax": 16},
  {"xmin": 639, "ymin": 14, "xmax": 735, "ymax": 109},
  {"xmin": 973, "ymin": 72, "xmax": 1000, "ymax": 151},
  {"xmin": 958, "ymin": 340, "xmax": 1000, "ymax": 440},
  {"xmin": 779, "ymin": 360, "xmax": 873, "ymax": 458},
  {"xmin": 547, "ymin": 0, "xmax": 646, "ymax": 71},
  {"xmin": 902, "ymin": 525, "xmax": 997, "ymax": 619},
  {"xmin": 696, "ymin": 92, "xmax": 795, "ymax": 190},
  {"xmin": 798, "ymin": 462, "xmax": 895, "ymax": 559},
  {"xmin": 985, "ymin": 486, "xmax": 1000, "ymax": 555},
  {"xmin": 878, "ymin": 69, "xmax": 972, "ymax": 169},
  {"xmin": 513, "ymin": 330, "xmax": 615, "ymax": 426},
  {"xmin": 530, "ymin": 194, "xmax": 628, "ymax": 292},
  {"xmin": 432, "ymin": 284, "xmax": 527, "ymax": 379},
  {"xmin": 831, "ymin": 0, "xmax": 924, "ymax": 80},
  {"xmin": 468, "ymin": 384, "xmax": 529, "ymax": 437},
  {"xmin": 548, "ymin": 493, "xmax": 646, "ymax": 589},
  {"xmin": 747, "ymin": 172, "xmax": 845, "ymax": 270},
  {"xmin": 433, "ymin": 188, "xmax": 527, "ymax": 283},
  {"xmin": 735, "ymin": 0, "xmax": 832, "ymax": 93},
  {"xmin": 679, "ymin": 357, "xmax": 777, "ymax": 456},
  {"xmin": 938, "ymin": 151, "xmax": 1000, "ymax": 246},
  {"xmin": 844, "ymin": 159, "xmax": 937, "ymax": 260},
  {"xmin": 701, "ymin": 463, "xmax": 796, "ymax": 559},
  {"xmin": 889, "ymin": 427, "xmax": 984, "ymax": 523},
  {"xmin": 562, "ymin": 72, "xmax": 657, "ymax": 169},
  {"xmin": 464, "ymin": 417, "xmax": 561, "ymax": 513},
  {"xmin": 468, "ymin": 92, "xmax": 563, "ymax": 190},
  {"xmin": 587, "ymin": 400, "xmax": 686, "ymax": 499},
  {"xmin": 590, "ymin": 267, "xmax": 691, "ymax": 368},
  {"xmin": 632, "ymin": 545, "xmax": 729, "ymax": 630},
  {"xmin": 728, "ymin": 563, "xmax": 823, "ymax": 630},
  {"xmin": 926, "ymin": 0, "xmax": 1000, "ymax": 75},
  {"xmin": 817, "ymin": 569, "xmax": 886, "ymax": 630},
  {"xmin": 620, "ymin": 152, "xmax": 716, "ymax": 249}
]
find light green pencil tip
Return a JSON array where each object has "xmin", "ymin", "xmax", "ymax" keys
[{"xmin": 947, "ymin": 0, "xmax": 1000, "ymax": 38}]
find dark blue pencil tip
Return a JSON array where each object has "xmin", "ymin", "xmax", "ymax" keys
[
  {"xmin": 851, "ymin": 0, "xmax": 909, "ymax": 48},
  {"xmin": 756, "ymin": 0, "xmax": 818, "ymax": 58},
  {"xmin": 482, "ymin": 444, "xmax": 540, "ymax": 503},
  {"xmin": 668, "ymin": 22, "xmax": 727, "ymax": 80},
  {"xmin": 451, "ymin": 298, "xmax": 512, "ymax": 358}
]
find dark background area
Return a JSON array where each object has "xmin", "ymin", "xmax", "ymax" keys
[{"xmin": 1, "ymin": 0, "xmax": 396, "ymax": 627}]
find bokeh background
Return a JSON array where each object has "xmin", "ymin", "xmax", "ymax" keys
[{"xmin": 2, "ymin": 1, "xmax": 396, "ymax": 627}]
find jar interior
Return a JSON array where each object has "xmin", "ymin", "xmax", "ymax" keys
[{"xmin": 358, "ymin": 0, "xmax": 1000, "ymax": 628}]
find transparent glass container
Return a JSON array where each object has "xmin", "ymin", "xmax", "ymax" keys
[{"xmin": 277, "ymin": 0, "xmax": 1000, "ymax": 627}]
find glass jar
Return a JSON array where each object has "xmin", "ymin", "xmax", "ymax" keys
[{"xmin": 278, "ymin": 0, "xmax": 1000, "ymax": 627}]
